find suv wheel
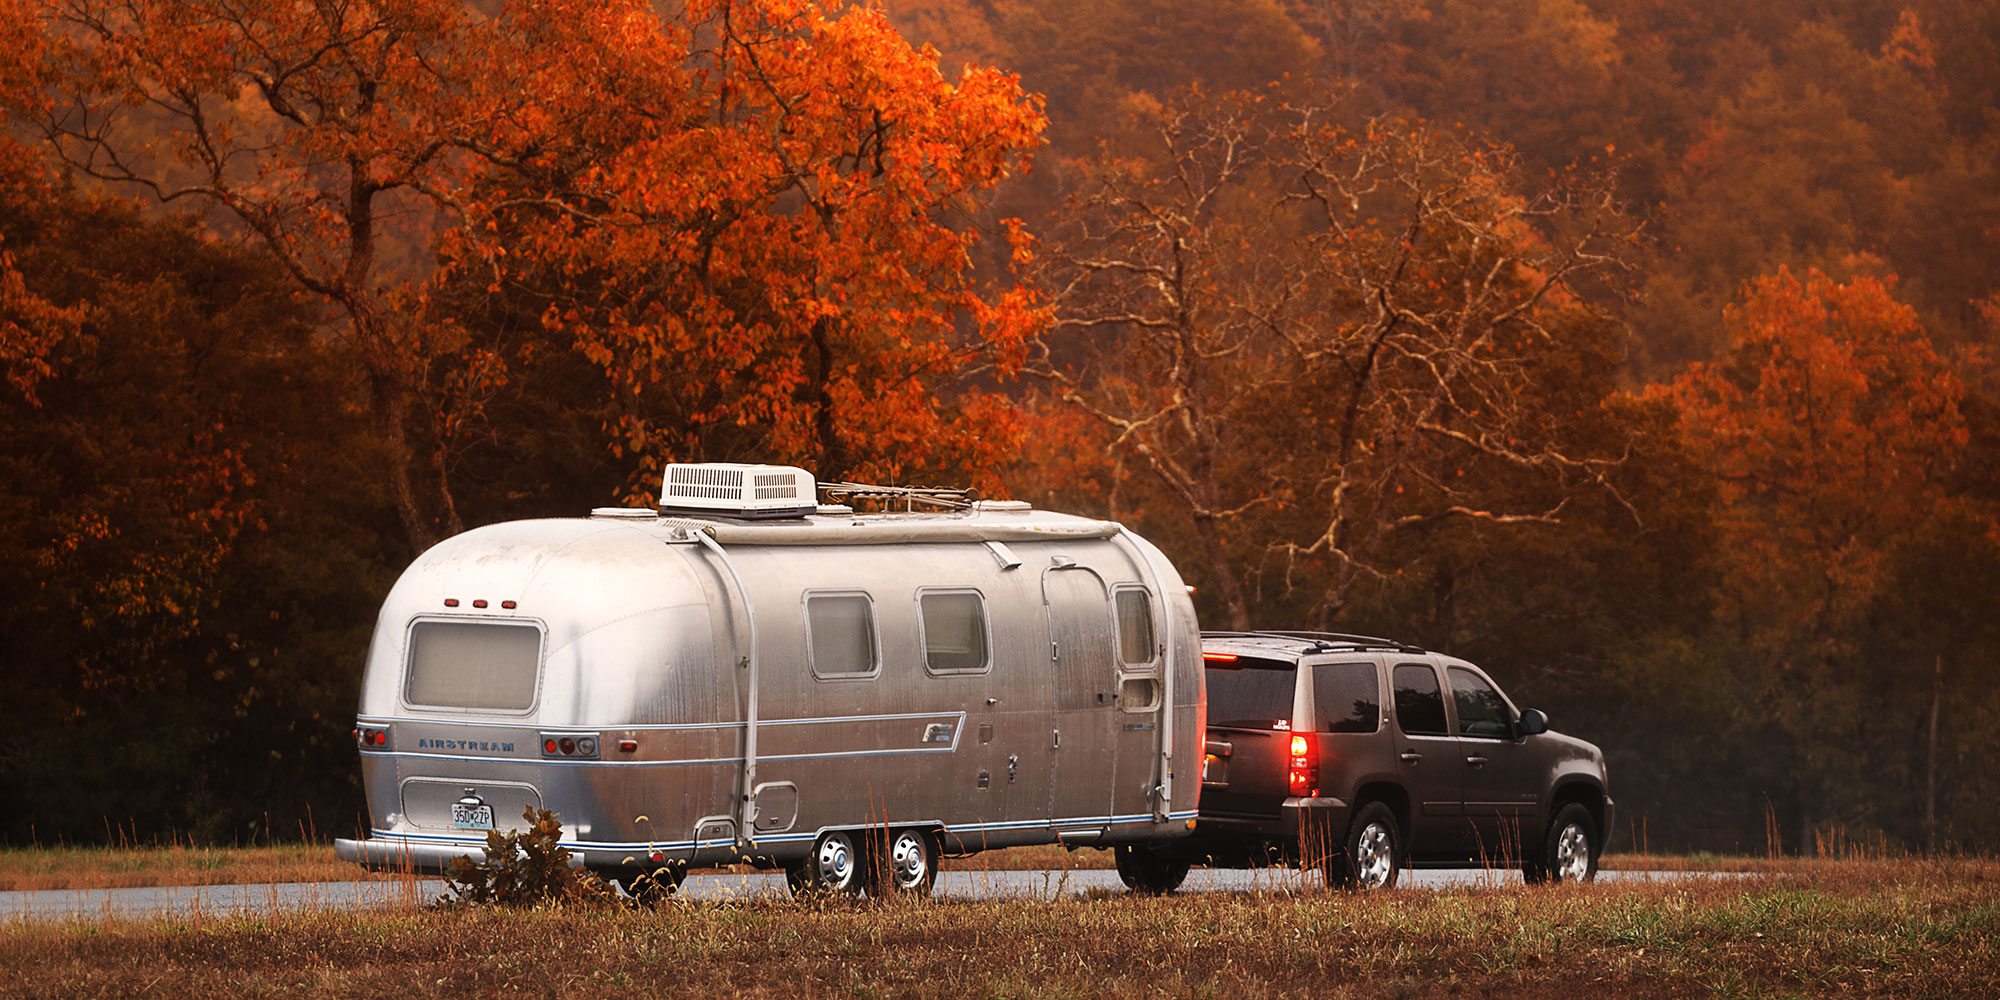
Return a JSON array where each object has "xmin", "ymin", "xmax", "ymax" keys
[
  {"xmin": 1524, "ymin": 803, "xmax": 1599, "ymax": 884},
  {"xmin": 1114, "ymin": 844, "xmax": 1190, "ymax": 895},
  {"xmin": 1326, "ymin": 802, "xmax": 1401, "ymax": 890}
]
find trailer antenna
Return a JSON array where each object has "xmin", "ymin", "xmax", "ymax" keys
[{"xmin": 818, "ymin": 481, "xmax": 982, "ymax": 512}]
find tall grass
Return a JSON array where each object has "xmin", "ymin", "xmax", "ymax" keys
[{"xmin": 2, "ymin": 859, "xmax": 1995, "ymax": 998}]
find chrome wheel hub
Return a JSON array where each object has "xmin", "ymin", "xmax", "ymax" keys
[
  {"xmin": 1354, "ymin": 821, "xmax": 1394, "ymax": 889},
  {"xmin": 889, "ymin": 830, "xmax": 930, "ymax": 890},
  {"xmin": 1554, "ymin": 823, "xmax": 1590, "ymax": 881},
  {"xmin": 815, "ymin": 833, "xmax": 856, "ymax": 889}
]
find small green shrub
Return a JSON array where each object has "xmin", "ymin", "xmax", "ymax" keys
[{"xmin": 443, "ymin": 807, "xmax": 612, "ymax": 908}]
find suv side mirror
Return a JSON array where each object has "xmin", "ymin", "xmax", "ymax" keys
[{"xmin": 1517, "ymin": 708, "xmax": 1549, "ymax": 736}]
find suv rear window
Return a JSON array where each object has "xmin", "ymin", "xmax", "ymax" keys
[{"xmin": 1204, "ymin": 655, "xmax": 1296, "ymax": 729}]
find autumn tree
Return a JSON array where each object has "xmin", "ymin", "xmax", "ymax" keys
[
  {"xmin": 1031, "ymin": 85, "xmax": 1642, "ymax": 630},
  {"xmin": 1664, "ymin": 267, "xmax": 1983, "ymax": 846},
  {"xmin": 451, "ymin": 0, "xmax": 1047, "ymax": 497},
  {"xmin": 32, "ymin": 0, "xmax": 1044, "ymax": 547}
]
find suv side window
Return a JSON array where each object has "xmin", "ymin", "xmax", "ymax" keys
[
  {"xmin": 1392, "ymin": 664, "xmax": 1449, "ymax": 736},
  {"xmin": 1448, "ymin": 666, "xmax": 1513, "ymax": 739},
  {"xmin": 1313, "ymin": 662, "xmax": 1380, "ymax": 733}
]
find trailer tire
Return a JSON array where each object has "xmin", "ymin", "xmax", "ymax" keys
[
  {"xmin": 1324, "ymin": 801, "xmax": 1401, "ymax": 890},
  {"xmin": 1114, "ymin": 844, "xmax": 1190, "ymax": 895},
  {"xmin": 789, "ymin": 830, "xmax": 867, "ymax": 898},
  {"xmin": 880, "ymin": 828, "xmax": 939, "ymax": 898}
]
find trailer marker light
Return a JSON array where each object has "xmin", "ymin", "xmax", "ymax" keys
[
  {"xmin": 472, "ymin": 599, "xmax": 488, "ymax": 608},
  {"xmin": 1202, "ymin": 652, "xmax": 1238, "ymax": 663},
  {"xmin": 544, "ymin": 738, "xmax": 559, "ymax": 755},
  {"xmin": 559, "ymin": 737, "xmax": 576, "ymax": 755},
  {"xmin": 443, "ymin": 598, "xmax": 459, "ymax": 607},
  {"xmin": 577, "ymin": 737, "xmax": 597, "ymax": 756},
  {"xmin": 373, "ymin": 730, "xmax": 387, "ymax": 746},
  {"xmin": 617, "ymin": 739, "xmax": 638, "ymax": 754},
  {"xmin": 650, "ymin": 851, "xmax": 665, "ymax": 863},
  {"xmin": 501, "ymin": 600, "xmax": 517, "ymax": 609}
]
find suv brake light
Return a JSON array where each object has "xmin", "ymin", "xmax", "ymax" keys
[{"xmin": 1287, "ymin": 731, "xmax": 1319, "ymax": 797}]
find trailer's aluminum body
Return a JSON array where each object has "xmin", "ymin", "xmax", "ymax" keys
[{"xmin": 334, "ymin": 501, "xmax": 1202, "ymax": 875}]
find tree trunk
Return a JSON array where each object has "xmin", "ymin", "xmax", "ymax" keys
[
  {"xmin": 1926, "ymin": 654, "xmax": 1941, "ymax": 853},
  {"xmin": 368, "ymin": 370, "xmax": 439, "ymax": 554},
  {"xmin": 1191, "ymin": 513, "xmax": 1250, "ymax": 630},
  {"xmin": 810, "ymin": 315, "xmax": 845, "ymax": 481}
]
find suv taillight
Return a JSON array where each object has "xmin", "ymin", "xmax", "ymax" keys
[{"xmin": 1287, "ymin": 732, "xmax": 1318, "ymax": 798}]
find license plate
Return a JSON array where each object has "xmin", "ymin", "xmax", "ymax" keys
[{"xmin": 451, "ymin": 803, "xmax": 495, "ymax": 829}]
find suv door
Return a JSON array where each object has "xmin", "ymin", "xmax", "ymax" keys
[
  {"xmin": 1446, "ymin": 664, "xmax": 1541, "ymax": 864},
  {"xmin": 1390, "ymin": 661, "xmax": 1465, "ymax": 859}
]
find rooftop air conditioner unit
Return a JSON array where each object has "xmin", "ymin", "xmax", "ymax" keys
[{"xmin": 659, "ymin": 463, "xmax": 818, "ymax": 518}]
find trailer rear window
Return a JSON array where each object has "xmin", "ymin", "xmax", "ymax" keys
[
  {"xmin": 404, "ymin": 620, "xmax": 542, "ymax": 712},
  {"xmin": 1204, "ymin": 655, "xmax": 1296, "ymax": 729}
]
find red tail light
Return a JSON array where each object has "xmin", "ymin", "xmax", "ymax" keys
[{"xmin": 1287, "ymin": 731, "xmax": 1318, "ymax": 798}]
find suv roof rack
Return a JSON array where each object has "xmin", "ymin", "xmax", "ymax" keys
[{"xmin": 1202, "ymin": 629, "xmax": 1427, "ymax": 655}]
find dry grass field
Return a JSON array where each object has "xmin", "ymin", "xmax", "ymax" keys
[
  {"xmin": 2, "ymin": 858, "xmax": 1994, "ymax": 998},
  {"xmin": 0, "ymin": 843, "xmax": 388, "ymax": 891}
]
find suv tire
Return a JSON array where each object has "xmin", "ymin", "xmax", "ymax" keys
[
  {"xmin": 1325, "ymin": 801, "xmax": 1401, "ymax": 890},
  {"xmin": 1524, "ymin": 802, "xmax": 1599, "ymax": 884},
  {"xmin": 1114, "ymin": 844, "xmax": 1190, "ymax": 895}
]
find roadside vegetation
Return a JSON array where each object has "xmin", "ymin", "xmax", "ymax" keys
[
  {"xmin": 2, "ymin": 840, "xmax": 1857, "ymax": 892},
  {"xmin": 2, "ymin": 859, "xmax": 1994, "ymax": 998}
]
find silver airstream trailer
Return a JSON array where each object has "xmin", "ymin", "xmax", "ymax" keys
[{"xmin": 334, "ymin": 463, "xmax": 1203, "ymax": 896}]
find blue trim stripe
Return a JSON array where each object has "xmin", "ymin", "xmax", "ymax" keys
[
  {"xmin": 355, "ymin": 709, "xmax": 965, "ymax": 733},
  {"xmin": 364, "ymin": 809, "xmax": 1200, "ymax": 855}
]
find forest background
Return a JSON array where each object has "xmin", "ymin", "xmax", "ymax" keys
[{"xmin": 3, "ymin": 0, "xmax": 1998, "ymax": 855}]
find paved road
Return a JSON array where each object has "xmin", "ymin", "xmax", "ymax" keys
[{"xmin": 0, "ymin": 867, "xmax": 1743, "ymax": 922}]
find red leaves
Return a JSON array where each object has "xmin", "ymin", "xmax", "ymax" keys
[{"xmin": 1663, "ymin": 266, "xmax": 1971, "ymax": 638}]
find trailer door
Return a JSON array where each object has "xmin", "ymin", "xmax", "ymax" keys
[
  {"xmin": 1043, "ymin": 564, "xmax": 1118, "ymax": 833},
  {"xmin": 1110, "ymin": 586, "xmax": 1164, "ymax": 822}
]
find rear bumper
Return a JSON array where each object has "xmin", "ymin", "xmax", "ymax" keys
[
  {"xmin": 335, "ymin": 834, "xmax": 588, "ymax": 875},
  {"xmin": 1187, "ymin": 797, "xmax": 1351, "ymax": 863}
]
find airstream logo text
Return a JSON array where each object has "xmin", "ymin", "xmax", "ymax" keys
[{"xmin": 415, "ymin": 738, "xmax": 516, "ymax": 753}]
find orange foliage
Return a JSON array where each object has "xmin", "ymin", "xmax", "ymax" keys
[
  {"xmin": 1663, "ymin": 267, "xmax": 1969, "ymax": 640},
  {"xmin": 457, "ymin": 0, "xmax": 1048, "ymax": 497}
]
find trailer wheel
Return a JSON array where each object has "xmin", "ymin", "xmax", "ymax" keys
[
  {"xmin": 881, "ymin": 828, "xmax": 939, "ymax": 897},
  {"xmin": 788, "ymin": 830, "xmax": 866, "ymax": 897},
  {"xmin": 1324, "ymin": 801, "xmax": 1401, "ymax": 890},
  {"xmin": 618, "ymin": 863, "xmax": 685, "ymax": 907},
  {"xmin": 1114, "ymin": 844, "xmax": 1190, "ymax": 895}
]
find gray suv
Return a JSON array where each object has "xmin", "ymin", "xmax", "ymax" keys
[{"xmin": 1113, "ymin": 631, "xmax": 1612, "ymax": 892}]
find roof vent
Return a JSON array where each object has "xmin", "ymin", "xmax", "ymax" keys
[{"xmin": 660, "ymin": 463, "xmax": 817, "ymax": 518}]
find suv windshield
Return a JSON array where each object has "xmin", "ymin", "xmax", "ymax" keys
[{"xmin": 1205, "ymin": 655, "xmax": 1296, "ymax": 728}]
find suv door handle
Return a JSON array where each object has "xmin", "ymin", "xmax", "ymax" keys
[
  {"xmin": 1465, "ymin": 755, "xmax": 1488, "ymax": 768},
  {"xmin": 1399, "ymin": 751, "xmax": 1423, "ymax": 763}
]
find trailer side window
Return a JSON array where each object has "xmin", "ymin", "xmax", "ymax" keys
[
  {"xmin": 806, "ymin": 593, "xmax": 878, "ymax": 678},
  {"xmin": 919, "ymin": 590, "xmax": 989, "ymax": 674},
  {"xmin": 1114, "ymin": 588, "xmax": 1156, "ymax": 665}
]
